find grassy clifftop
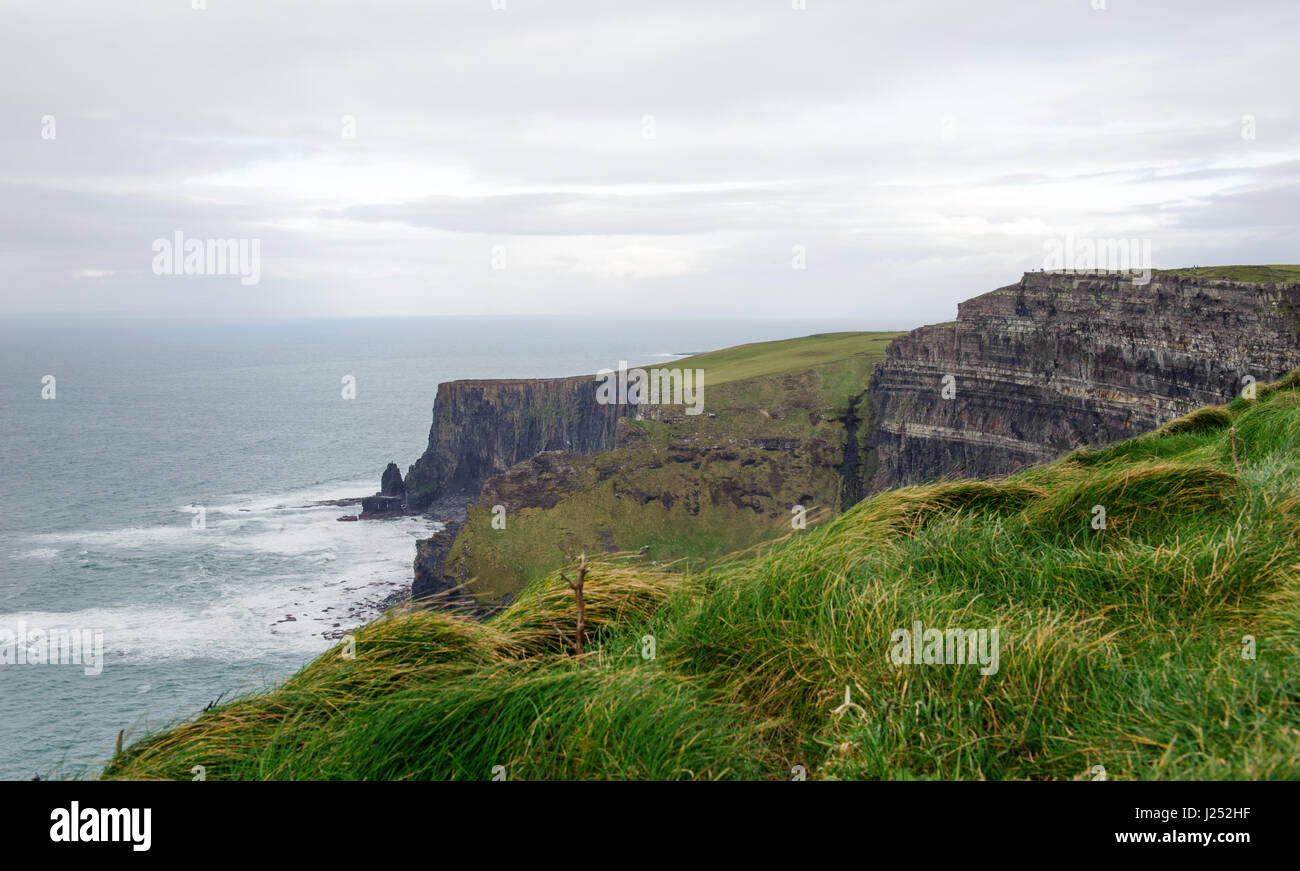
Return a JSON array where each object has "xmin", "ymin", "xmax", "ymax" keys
[
  {"xmin": 1157, "ymin": 264, "xmax": 1300, "ymax": 283},
  {"xmin": 103, "ymin": 369, "xmax": 1300, "ymax": 780},
  {"xmin": 669, "ymin": 331, "xmax": 897, "ymax": 386}
]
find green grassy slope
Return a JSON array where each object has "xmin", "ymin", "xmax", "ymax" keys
[
  {"xmin": 444, "ymin": 331, "xmax": 901, "ymax": 603},
  {"xmin": 1157, "ymin": 265, "xmax": 1300, "ymax": 282},
  {"xmin": 102, "ymin": 370, "xmax": 1300, "ymax": 780},
  {"xmin": 671, "ymin": 331, "xmax": 897, "ymax": 386}
]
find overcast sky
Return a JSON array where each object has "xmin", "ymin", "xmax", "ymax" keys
[{"xmin": 1, "ymin": 0, "xmax": 1297, "ymax": 325}]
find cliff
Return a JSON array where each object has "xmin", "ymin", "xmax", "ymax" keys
[
  {"xmin": 408, "ymin": 333, "xmax": 899, "ymax": 604},
  {"xmin": 866, "ymin": 269, "xmax": 1300, "ymax": 491},
  {"xmin": 399, "ymin": 376, "xmax": 635, "ymax": 511}
]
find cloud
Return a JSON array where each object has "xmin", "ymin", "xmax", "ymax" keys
[{"xmin": 1, "ymin": 0, "xmax": 1297, "ymax": 325}]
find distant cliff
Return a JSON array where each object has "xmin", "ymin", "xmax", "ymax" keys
[
  {"xmin": 866, "ymin": 270, "xmax": 1300, "ymax": 491},
  {"xmin": 401, "ymin": 376, "xmax": 634, "ymax": 511},
  {"xmin": 391, "ymin": 334, "xmax": 896, "ymax": 604}
]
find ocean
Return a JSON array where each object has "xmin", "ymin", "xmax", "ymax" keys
[{"xmin": 0, "ymin": 315, "xmax": 857, "ymax": 780}]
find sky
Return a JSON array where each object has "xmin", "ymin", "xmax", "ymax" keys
[{"xmin": 1, "ymin": 0, "xmax": 1297, "ymax": 326}]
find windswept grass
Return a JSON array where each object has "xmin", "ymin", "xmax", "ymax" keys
[
  {"xmin": 1154, "ymin": 405, "xmax": 1232, "ymax": 437},
  {"xmin": 102, "ymin": 371, "xmax": 1300, "ymax": 780},
  {"xmin": 1022, "ymin": 462, "xmax": 1245, "ymax": 544}
]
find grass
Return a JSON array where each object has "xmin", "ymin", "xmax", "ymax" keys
[
  {"xmin": 101, "ymin": 370, "xmax": 1300, "ymax": 780},
  {"xmin": 1156, "ymin": 265, "xmax": 1300, "ymax": 283},
  {"xmin": 667, "ymin": 331, "xmax": 901, "ymax": 387}
]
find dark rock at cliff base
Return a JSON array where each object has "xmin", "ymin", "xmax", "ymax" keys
[
  {"xmin": 381, "ymin": 461, "xmax": 405, "ymax": 497},
  {"xmin": 409, "ymin": 497, "xmax": 497, "ymax": 616},
  {"xmin": 405, "ymin": 492, "xmax": 501, "ymax": 614},
  {"xmin": 359, "ymin": 461, "xmax": 409, "ymax": 516},
  {"xmin": 360, "ymin": 494, "xmax": 404, "ymax": 514},
  {"xmin": 412, "ymin": 523, "xmax": 463, "ymax": 600}
]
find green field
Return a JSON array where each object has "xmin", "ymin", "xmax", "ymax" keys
[
  {"xmin": 1158, "ymin": 265, "xmax": 1300, "ymax": 283},
  {"xmin": 101, "ymin": 369, "xmax": 1300, "ymax": 780},
  {"xmin": 668, "ymin": 331, "xmax": 899, "ymax": 386}
]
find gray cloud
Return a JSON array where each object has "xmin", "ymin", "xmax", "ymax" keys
[{"xmin": 1, "ymin": 0, "xmax": 1297, "ymax": 325}]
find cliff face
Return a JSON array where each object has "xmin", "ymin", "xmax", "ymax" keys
[
  {"xmin": 402, "ymin": 376, "xmax": 634, "ymax": 510},
  {"xmin": 867, "ymin": 270, "xmax": 1300, "ymax": 491}
]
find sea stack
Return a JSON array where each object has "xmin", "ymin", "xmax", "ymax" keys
[
  {"xmin": 360, "ymin": 461, "xmax": 407, "ymax": 515},
  {"xmin": 380, "ymin": 462, "xmax": 406, "ymax": 498}
]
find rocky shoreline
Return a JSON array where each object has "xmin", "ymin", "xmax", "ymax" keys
[
  {"xmin": 270, "ymin": 470, "xmax": 482, "ymax": 633},
  {"xmin": 345, "ymin": 479, "xmax": 488, "ymax": 617}
]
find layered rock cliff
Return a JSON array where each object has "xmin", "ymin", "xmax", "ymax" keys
[
  {"xmin": 866, "ymin": 270, "xmax": 1300, "ymax": 491},
  {"xmin": 401, "ymin": 376, "xmax": 635, "ymax": 511}
]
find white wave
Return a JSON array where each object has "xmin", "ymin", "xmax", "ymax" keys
[
  {"xmin": 0, "ymin": 514, "xmax": 439, "ymax": 663},
  {"xmin": 16, "ymin": 548, "xmax": 60, "ymax": 560},
  {"xmin": 25, "ymin": 478, "xmax": 377, "ymax": 553},
  {"xmin": 26, "ymin": 525, "xmax": 199, "ymax": 549},
  {"xmin": 201, "ymin": 478, "xmax": 375, "ymax": 516}
]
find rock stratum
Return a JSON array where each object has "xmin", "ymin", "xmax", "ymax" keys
[
  {"xmin": 401, "ymin": 376, "xmax": 634, "ymax": 512},
  {"xmin": 867, "ymin": 270, "xmax": 1300, "ymax": 491}
]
